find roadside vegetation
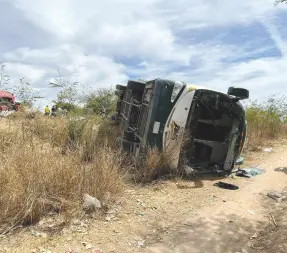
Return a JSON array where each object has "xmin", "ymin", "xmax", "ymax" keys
[
  {"xmin": 0, "ymin": 115, "xmax": 126, "ymax": 233},
  {"xmin": 245, "ymin": 96, "xmax": 287, "ymax": 148},
  {"xmin": 0, "ymin": 62, "xmax": 286, "ymax": 233}
]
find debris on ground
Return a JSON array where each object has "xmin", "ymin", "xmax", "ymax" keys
[
  {"xmin": 214, "ymin": 181, "xmax": 239, "ymax": 190},
  {"xmin": 267, "ymin": 191, "xmax": 287, "ymax": 202},
  {"xmin": 38, "ymin": 217, "xmax": 66, "ymax": 232},
  {"xmin": 137, "ymin": 240, "xmax": 145, "ymax": 248},
  {"xmin": 62, "ymin": 219, "xmax": 90, "ymax": 234},
  {"xmin": 82, "ymin": 241, "xmax": 94, "ymax": 249},
  {"xmin": 31, "ymin": 247, "xmax": 52, "ymax": 253},
  {"xmin": 263, "ymin": 147, "xmax": 273, "ymax": 152},
  {"xmin": 0, "ymin": 111, "xmax": 14, "ymax": 117},
  {"xmin": 183, "ymin": 165, "xmax": 195, "ymax": 176},
  {"xmin": 249, "ymin": 232, "xmax": 258, "ymax": 239},
  {"xmin": 83, "ymin": 193, "xmax": 101, "ymax": 211},
  {"xmin": 235, "ymin": 156, "xmax": 245, "ymax": 165},
  {"xmin": 234, "ymin": 249, "xmax": 249, "ymax": 253},
  {"xmin": 30, "ymin": 230, "xmax": 48, "ymax": 238},
  {"xmin": 236, "ymin": 167, "xmax": 265, "ymax": 178},
  {"xmin": 270, "ymin": 213, "xmax": 277, "ymax": 226}
]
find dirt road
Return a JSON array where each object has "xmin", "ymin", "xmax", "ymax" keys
[
  {"xmin": 0, "ymin": 140, "xmax": 286, "ymax": 253},
  {"xmin": 146, "ymin": 140, "xmax": 287, "ymax": 253}
]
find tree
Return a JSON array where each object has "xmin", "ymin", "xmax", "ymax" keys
[
  {"xmin": 13, "ymin": 78, "xmax": 41, "ymax": 107},
  {"xmin": 49, "ymin": 70, "xmax": 81, "ymax": 110},
  {"xmin": 0, "ymin": 62, "xmax": 10, "ymax": 89},
  {"xmin": 84, "ymin": 88, "xmax": 117, "ymax": 115}
]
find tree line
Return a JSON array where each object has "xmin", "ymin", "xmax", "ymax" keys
[{"xmin": 0, "ymin": 62, "xmax": 117, "ymax": 116}]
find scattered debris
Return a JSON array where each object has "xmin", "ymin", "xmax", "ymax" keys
[
  {"xmin": 270, "ymin": 213, "xmax": 277, "ymax": 226},
  {"xmin": 83, "ymin": 193, "xmax": 101, "ymax": 211},
  {"xmin": 137, "ymin": 240, "xmax": 145, "ymax": 248},
  {"xmin": 263, "ymin": 147, "xmax": 272, "ymax": 152},
  {"xmin": 214, "ymin": 181, "xmax": 239, "ymax": 190},
  {"xmin": 83, "ymin": 243, "xmax": 94, "ymax": 250},
  {"xmin": 183, "ymin": 165, "xmax": 195, "ymax": 176},
  {"xmin": 236, "ymin": 167, "xmax": 265, "ymax": 178},
  {"xmin": 32, "ymin": 247, "xmax": 52, "ymax": 253},
  {"xmin": 235, "ymin": 156, "xmax": 245, "ymax": 165},
  {"xmin": 234, "ymin": 249, "xmax": 249, "ymax": 253},
  {"xmin": 30, "ymin": 230, "xmax": 48, "ymax": 238},
  {"xmin": 0, "ymin": 111, "xmax": 14, "ymax": 117},
  {"xmin": 250, "ymin": 232, "xmax": 258, "ymax": 239},
  {"xmin": 267, "ymin": 191, "xmax": 287, "ymax": 202},
  {"xmin": 66, "ymin": 219, "xmax": 90, "ymax": 234},
  {"xmin": 38, "ymin": 217, "xmax": 66, "ymax": 232},
  {"xmin": 135, "ymin": 211, "xmax": 145, "ymax": 216}
]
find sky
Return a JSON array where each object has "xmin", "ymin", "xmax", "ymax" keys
[{"xmin": 0, "ymin": 0, "xmax": 286, "ymax": 108}]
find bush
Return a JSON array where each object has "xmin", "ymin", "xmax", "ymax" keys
[
  {"xmin": 0, "ymin": 115, "xmax": 125, "ymax": 231},
  {"xmin": 245, "ymin": 96, "xmax": 287, "ymax": 146},
  {"xmin": 84, "ymin": 88, "xmax": 117, "ymax": 116},
  {"xmin": 136, "ymin": 133, "xmax": 185, "ymax": 183}
]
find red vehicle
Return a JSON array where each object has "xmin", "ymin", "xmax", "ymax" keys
[{"xmin": 0, "ymin": 90, "xmax": 20, "ymax": 112}]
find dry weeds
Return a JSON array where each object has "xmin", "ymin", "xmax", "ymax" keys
[
  {"xmin": 245, "ymin": 96, "xmax": 287, "ymax": 148},
  {"xmin": 0, "ymin": 114, "xmax": 125, "ymax": 233}
]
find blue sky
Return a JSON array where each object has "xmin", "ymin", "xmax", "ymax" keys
[{"xmin": 0, "ymin": 0, "xmax": 286, "ymax": 107}]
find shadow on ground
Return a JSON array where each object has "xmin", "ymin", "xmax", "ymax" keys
[
  {"xmin": 149, "ymin": 172, "xmax": 227, "ymax": 187},
  {"xmin": 274, "ymin": 167, "xmax": 287, "ymax": 175}
]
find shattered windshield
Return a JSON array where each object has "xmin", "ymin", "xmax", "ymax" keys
[{"xmin": 171, "ymin": 81, "xmax": 184, "ymax": 102}]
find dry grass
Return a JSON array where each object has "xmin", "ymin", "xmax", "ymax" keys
[
  {"xmin": 0, "ymin": 114, "xmax": 126, "ymax": 232},
  {"xmin": 245, "ymin": 96, "xmax": 287, "ymax": 148},
  {"xmin": 137, "ymin": 147, "xmax": 169, "ymax": 183},
  {"xmin": 137, "ymin": 131, "xmax": 186, "ymax": 183}
]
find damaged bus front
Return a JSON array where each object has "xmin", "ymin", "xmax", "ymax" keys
[{"xmin": 115, "ymin": 79, "xmax": 249, "ymax": 174}]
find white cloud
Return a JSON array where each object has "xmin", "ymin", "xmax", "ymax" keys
[
  {"xmin": 0, "ymin": 0, "xmax": 286, "ymax": 109},
  {"xmin": 5, "ymin": 62, "xmax": 45, "ymax": 85},
  {"xmin": 81, "ymin": 21, "xmax": 191, "ymax": 64},
  {"xmin": 3, "ymin": 45, "xmax": 128, "ymax": 87}
]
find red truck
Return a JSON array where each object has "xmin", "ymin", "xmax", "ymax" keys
[{"xmin": 0, "ymin": 90, "xmax": 20, "ymax": 112}]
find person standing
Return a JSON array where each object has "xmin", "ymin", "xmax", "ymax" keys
[
  {"xmin": 51, "ymin": 105, "xmax": 57, "ymax": 117},
  {"xmin": 44, "ymin": 105, "xmax": 50, "ymax": 116}
]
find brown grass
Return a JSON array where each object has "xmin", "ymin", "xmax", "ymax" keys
[
  {"xmin": 0, "ymin": 114, "xmax": 125, "ymax": 232},
  {"xmin": 137, "ymin": 131, "xmax": 186, "ymax": 183},
  {"xmin": 245, "ymin": 97, "xmax": 287, "ymax": 148}
]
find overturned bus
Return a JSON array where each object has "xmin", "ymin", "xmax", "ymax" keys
[{"xmin": 115, "ymin": 79, "xmax": 248, "ymax": 174}]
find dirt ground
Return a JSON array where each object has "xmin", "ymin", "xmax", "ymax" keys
[{"xmin": 0, "ymin": 139, "xmax": 286, "ymax": 253}]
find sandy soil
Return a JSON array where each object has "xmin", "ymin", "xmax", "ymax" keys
[{"xmin": 0, "ymin": 139, "xmax": 286, "ymax": 253}]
